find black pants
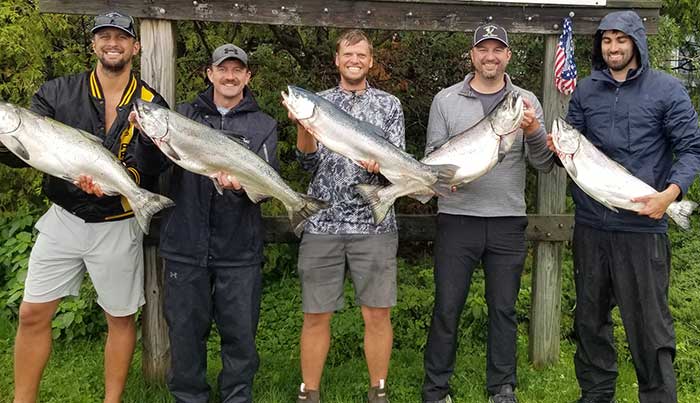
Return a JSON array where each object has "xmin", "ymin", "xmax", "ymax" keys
[
  {"xmin": 423, "ymin": 214, "xmax": 528, "ymax": 400},
  {"xmin": 164, "ymin": 259, "xmax": 263, "ymax": 403},
  {"xmin": 572, "ymin": 224, "xmax": 676, "ymax": 403}
]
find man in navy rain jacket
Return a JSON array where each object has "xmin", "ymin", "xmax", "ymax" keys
[
  {"xmin": 144, "ymin": 44, "xmax": 278, "ymax": 403},
  {"xmin": 551, "ymin": 10, "xmax": 700, "ymax": 403}
]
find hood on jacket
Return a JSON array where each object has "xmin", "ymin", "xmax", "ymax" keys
[{"xmin": 592, "ymin": 10, "xmax": 649, "ymax": 73}]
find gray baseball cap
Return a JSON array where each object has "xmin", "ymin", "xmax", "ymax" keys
[
  {"xmin": 211, "ymin": 44, "xmax": 248, "ymax": 66},
  {"xmin": 473, "ymin": 23, "xmax": 509, "ymax": 47}
]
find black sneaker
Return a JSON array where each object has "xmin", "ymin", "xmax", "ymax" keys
[
  {"xmin": 489, "ymin": 385, "xmax": 517, "ymax": 403},
  {"xmin": 368, "ymin": 379, "xmax": 389, "ymax": 403},
  {"xmin": 424, "ymin": 395, "xmax": 454, "ymax": 403},
  {"xmin": 297, "ymin": 383, "xmax": 320, "ymax": 403},
  {"xmin": 577, "ymin": 397, "xmax": 615, "ymax": 403}
]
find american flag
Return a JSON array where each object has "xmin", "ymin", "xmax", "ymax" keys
[{"xmin": 554, "ymin": 17, "xmax": 577, "ymax": 95}]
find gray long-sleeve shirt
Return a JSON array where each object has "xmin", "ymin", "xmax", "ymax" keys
[{"xmin": 426, "ymin": 73, "xmax": 554, "ymax": 217}]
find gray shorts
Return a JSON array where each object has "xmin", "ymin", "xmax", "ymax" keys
[
  {"xmin": 298, "ymin": 232, "xmax": 398, "ymax": 313},
  {"xmin": 23, "ymin": 204, "xmax": 145, "ymax": 317}
]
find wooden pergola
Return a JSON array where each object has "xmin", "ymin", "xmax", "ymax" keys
[{"xmin": 40, "ymin": 0, "xmax": 662, "ymax": 382}]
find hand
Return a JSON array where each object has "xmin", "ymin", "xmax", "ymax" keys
[
  {"xmin": 520, "ymin": 99, "xmax": 541, "ymax": 137},
  {"xmin": 546, "ymin": 134, "xmax": 557, "ymax": 153},
  {"xmin": 213, "ymin": 172, "xmax": 242, "ymax": 190},
  {"xmin": 359, "ymin": 160, "xmax": 380, "ymax": 174},
  {"xmin": 128, "ymin": 111, "xmax": 144, "ymax": 132},
  {"xmin": 74, "ymin": 174, "xmax": 104, "ymax": 197},
  {"xmin": 631, "ymin": 184, "xmax": 681, "ymax": 220}
]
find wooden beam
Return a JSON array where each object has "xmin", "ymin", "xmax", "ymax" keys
[
  {"xmin": 139, "ymin": 19, "xmax": 177, "ymax": 383},
  {"xmin": 38, "ymin": 0, "xmax": 660, "ymax": 34},
  {"xmin": 260, "ymin": 214, "xmax": 573, "ymax": 243},
  {"xmin": 529, "ymin": 34, "xmax": 569, "ymax": 369}
]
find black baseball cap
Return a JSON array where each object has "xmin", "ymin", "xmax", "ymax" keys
[
  {"xmin": 473, "ymin": 23, "xmax": 509, "ymax": 47},
  {"xmin": 91, "ymin": 11, "xmax": 137, "ymax": 38}
]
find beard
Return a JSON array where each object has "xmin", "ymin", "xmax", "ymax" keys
[
  {"xmin": 604, "ymin": 52, "xmax": 634, "ymax": 72},
  {"xmin": 98, "ymin": 54, "xmax": 132, "ymax": 73}
]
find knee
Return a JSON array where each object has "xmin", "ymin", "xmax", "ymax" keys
[
  {"xmin": 303, "ymin": 312, "xmax": 332, "ymax": 330},
  {"xmin": 18, "ymin": 302, "xmax": 55, "ymax": 330},
  {"xmin": 362, "ymin": 307, "xmax": 392, "ymax": 331},
  {"xmin": 105, "ymin": 314, "xmax": 135, "ymax": 333}
]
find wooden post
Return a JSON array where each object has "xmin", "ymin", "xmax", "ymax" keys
[
  {"xmin": 529, "ymin": 34, "xmax": 570, "ymax": 368},
  {"xmin": 139, "ymin": 19, "xmax": 176, "ymax": 382}
]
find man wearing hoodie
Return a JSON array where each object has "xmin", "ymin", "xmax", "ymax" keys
[
  {"xmin": 151, "ymin": 44, "xmax": 278, "ymax": 403},
  {"xmin": 556, "ymin": 11, "xmax": 700, "ymax": 403}
]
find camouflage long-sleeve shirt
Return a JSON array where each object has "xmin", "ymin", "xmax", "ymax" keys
[{"xmin": 296, "ymin": 84, "xmax": 405, "ymax": 235}]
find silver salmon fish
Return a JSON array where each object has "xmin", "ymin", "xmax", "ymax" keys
[
  {"xmin": 282, "ymin": 86, "xmax": 459, "ymax": 197},
  {"xmin": 552, "ymin": 117, "xmax": 697, "ymax": 230},
  {"xmin": 134, "ymin": 99, "xmax": 327, "ymax": 236},
  {"xmin": 0, "ymin": 102, "xmax": 174, "ymax": 234},
  {"xmin": 356, "ymin": 90, "xmax": 525, "ymax": 224}
]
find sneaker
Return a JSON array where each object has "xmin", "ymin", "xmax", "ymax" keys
[
  {"xmin": 577, "ymin": 396, "xmax": 615, "ymax": 403},
  {"xmin": 297, "ymin": 383, "xmax": 320, "ymax": 403},
  {"xmin": 368, "ymin": 379, "xmax": 389, "ymax": 403},
  {"xmin": 489, "ymin": 385, "xmax": 517, "ymax": 403},
  {"xmin": 424, "ymin": 394, "xmax": 454, "ymax": 403}
]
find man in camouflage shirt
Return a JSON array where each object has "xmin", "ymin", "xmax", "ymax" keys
[{"xmin": 292, "ymin": 29, "xmax": 405, "ymax": 403}]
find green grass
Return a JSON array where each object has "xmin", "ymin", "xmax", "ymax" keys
[{"xmin": 1, "ymin": 324, "xmax": 698, "ymax": 403}]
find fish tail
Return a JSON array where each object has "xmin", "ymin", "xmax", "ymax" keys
[
  {"xmin": 666, "ymin": 199, "xmax": 698, "ymax": 231},
  {"xmin": 355, "ymin": 184, "xmax": 395, "ymax": 225},
  {"xmin": 130, "ymin": 189, "xmax": 175, "ymax": 235},
  {"xmin": 431, "ymin": 164, "xmax": 460, "ymax": 188},
  {"xmin": 289, "ymin": 194, "xmax": 329, "ymax": 237}
]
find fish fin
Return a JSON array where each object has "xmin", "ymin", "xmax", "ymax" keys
[
  {"xmin": 582, "ymin": 190, "xmax": 618, "ymax": 213},
  {"xmin": 245, "ymin": 190, "xmax": 271, "ymax": 204},
  {"xmin": 220, "ymin": 130, "xmax": 250, "ymax": 149},
  {"xmin": 408, "ymin": 191, "xmax": 435, "ymax": 204},
  {"xmin": 290, "ymin": 194, "xmax": 329, "ymax": 237},
  {"xmin": 3, "ymin": 136, "xmax": 30, "ymax": 160},
  {"xmin": 569, "ymin": 159, "xmax": 578, "ymax": 178},
  {"xmin": 431, "ymin": 164, "xmax": 460, "ymax": 188},
  {"xmin": 497, "ymin": 138, "xmax": 508, "ymax": 162},
  {"xmin": 357, "ymin": 120, "xmax": 389, "ymax": 139},
  {"xmin": 666, "ymin": 199, "xmax": 698, "ymax": 230},
  {"xmin": 355, "ymin": 184, "xmax": 395, "ymax": 224},
  {"xmin": 211, "ymin": 178, "xmax": 224, "ymax": 195},
  {"xmin": 129, "ymin": 189, "xmax": 175, "ymax": 235},
  {"xmin": 159, "ymin": 140, "xmax": 181, "ymax": 161}
]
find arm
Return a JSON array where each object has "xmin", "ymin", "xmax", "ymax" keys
[
  {"xmin": 425, "ymin": 95, "xmax": 449, "ymax": 157},
  {"xmin": 295, "ymin": 123, "xmax": 322, "ymax": 173},
  {"xmin": 523, "ymin": 94, "xmax": 554, "ymax": 173},
  {"xmin": 663, "ymin": 83, "xmax": 700, "ymax": 198}
]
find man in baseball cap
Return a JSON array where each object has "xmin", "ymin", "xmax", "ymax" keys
[{"xmin": 422, "ymin": 21, "xmax": 551, "ymax": 403}]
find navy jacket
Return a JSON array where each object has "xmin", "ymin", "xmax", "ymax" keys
[
  {"xmin": 567, "ymin": 11, "xmax": 700, "ymax": 233},
  {"xmin": 158, "ymin": 86, "xmax": 278, "ymax": 267}
]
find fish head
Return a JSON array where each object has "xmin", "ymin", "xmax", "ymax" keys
[
  {"xmin": 551, "ymin": 118, "xmax": 580, "ymax": 155},
  {"xmin": 281, "ymin": 86, "xmax": 317, "ymax": 121},
  {"xmin": 134, "ymin": 99, "xmax": 170, "ymax": 144},
  {"xmin": 490, "ymin": 91, "xmax": 525, "ymax": 136},
  {"xmin": 0, "ymin": 102, "xmax": 21, "ymax": 136}
]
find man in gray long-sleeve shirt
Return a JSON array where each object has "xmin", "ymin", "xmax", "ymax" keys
[{"xmin": 422, "ymin": 24, "xmax": 554, "ymax": 403}]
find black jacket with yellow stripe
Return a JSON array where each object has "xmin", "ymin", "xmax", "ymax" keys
[{"xmin": 12, "ymin": 70, "xmax": 167, "ymax": 222}]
